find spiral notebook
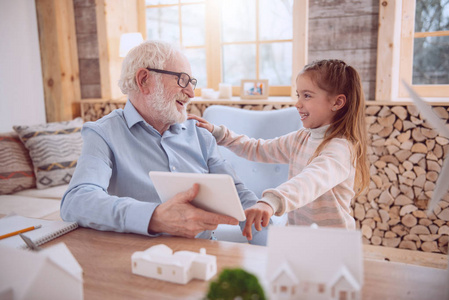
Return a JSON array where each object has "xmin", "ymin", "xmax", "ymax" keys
[{"xmin": 0, "ymin": 215, "xmax": 78, "ymax": 249}]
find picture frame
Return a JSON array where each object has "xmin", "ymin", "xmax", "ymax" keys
[{"xmin": 240, "ymin": 79, "xmax": 269, "ymax": 99}]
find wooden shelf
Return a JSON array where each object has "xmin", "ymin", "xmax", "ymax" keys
[
  {"xmin": 363, "ymin": 244, "xmax": 448, "ymax": 270},
  {"xmin": 192, "ymin": 96, "xmax": 296, "ymax": 105}
]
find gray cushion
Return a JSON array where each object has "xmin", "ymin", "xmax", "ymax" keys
[
  {"xmin": 13, "ymin": 118, "xmax": 83, "ymax": 189},
  {"xmin": 0, "ymin": 132, "xmax": 36, "ymax": 194}
]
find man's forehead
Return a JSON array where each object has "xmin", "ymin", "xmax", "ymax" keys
[{"xmin": 166, "ymin": 52, "xmax": 192, "ymax": 73}]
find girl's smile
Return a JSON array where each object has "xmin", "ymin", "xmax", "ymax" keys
[
  {"xmin": 298, "ymin": 111, "xmax": 309, "ymax": 121},
  {"xmin": 295, "ymin": 74, "xmax": 341, "ymax": 129}
]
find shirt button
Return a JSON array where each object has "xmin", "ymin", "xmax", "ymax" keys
[{"xmin": 172, "ymin": 166, "xmax": 176, "ymax": 171}]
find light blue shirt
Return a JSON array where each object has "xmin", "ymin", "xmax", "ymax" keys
[{"xmin": 61, "ymin": 100, "xmax": 267, "ymax": 245}]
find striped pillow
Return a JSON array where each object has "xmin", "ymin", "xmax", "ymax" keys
[
  {"xmin": 13, "ymin": 118, "xmax": 83, "ymax": 189},
  {"xmin": 0, "ymin": 132, "xmax": 36, "ymax": 194}
]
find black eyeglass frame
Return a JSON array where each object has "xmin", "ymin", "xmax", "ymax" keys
[{"xmin": 146, "ymin": 68, "xmax": 197, "ymax": 90}]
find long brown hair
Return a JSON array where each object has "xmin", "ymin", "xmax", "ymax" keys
[{"xmin": 301, "ymin": 59, "xmax": 369, "ymax": 197}]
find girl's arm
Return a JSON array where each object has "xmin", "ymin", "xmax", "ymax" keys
[
  {"xmin": 188, "ymin": 114, "xmax": 294, "ymax": 164},
  {"xmin": 261, "ymin": 138, "xmax": 354, "ymax": 216},
  {"xmin": 241, "ymin": 138, "xmax": 354, "ymax": 236}
]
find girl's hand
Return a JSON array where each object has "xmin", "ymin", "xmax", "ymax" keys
[
  {"xmin": 187, "ymin": 114, "xmax": 214, "ymax": 133},
  {"xmin": 242, "ymin": 202, "xmax": 274, "ymax": 240}
]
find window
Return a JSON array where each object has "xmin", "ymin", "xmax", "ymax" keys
[
  {"xmin": 142, "ymin": 0, "xmax": 301, "ymax": 97},
  {"xmin": 220, "ymin": 0, "xmax": 293, "ymax": 89},
  {"xmin": 412, "ymin": 1, "xmax": 449, "ymax": 85},
  {"xmin": 399, "ymin": 0, "xmax": 449, "ymax": 99},
  {"xmin": 143, "ymin": 0, "xmax": 207, "ymax": 95}
]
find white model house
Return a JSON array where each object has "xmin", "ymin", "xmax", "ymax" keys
[
  {"xmin": 266, "ymin": 225, "xmax": 363, "ymax": 300},
  {"xmin": 0, "ymin": 243, "xmax": 83, "ymax": 300},
  {"xmin": 131, "ymin": 244, "xmax": 217, "ymax": 284}
]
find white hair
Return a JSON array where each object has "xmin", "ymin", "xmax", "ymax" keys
[{"xmin": 118, "ymin": 40, "xmax": 181, "ymax": 94}]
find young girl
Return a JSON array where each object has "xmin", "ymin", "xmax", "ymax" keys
[{"xmin": 189, "ymin": 59, "xmax": 369, "ymax": 240}]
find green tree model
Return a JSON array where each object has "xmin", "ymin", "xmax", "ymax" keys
[{"xmin": 205, "ymin": 268, "xmax": 266, "ymax": 300}]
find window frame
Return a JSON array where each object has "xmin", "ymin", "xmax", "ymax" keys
[
  {"xmin": 139, "ymin": 0, "xmax": 307, "ymax": 98},
  {"xmin": 376, "ymin": 0, "xmax": 449, "ymax": 101},
  {"xmin": 399, "ymin": 0, "xmax": 449, "ymax": 98}
]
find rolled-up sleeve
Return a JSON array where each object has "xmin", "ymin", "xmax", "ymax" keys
[{"xmin": 61, "ymin": 125, "xmax": 157, "ymax": 236}]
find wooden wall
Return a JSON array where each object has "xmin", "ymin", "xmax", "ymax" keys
[
  {"xmin": 35, "ymin": 0, "xmax": 81, "ymax": 122},
  {"xmin": 71, "ymin": 0, "xmax": 139, "ymax": 100},
  {"xmin": 308, "ymin": 0, "xmax": 379, "ymax": 100}
]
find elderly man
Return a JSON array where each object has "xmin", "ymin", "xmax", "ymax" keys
[{"xmin": 61, "ymin": 40, "xmax": 268, "ymax": 245}]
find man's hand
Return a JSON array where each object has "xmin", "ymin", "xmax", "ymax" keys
[
  {"xmin": 188, "ymin": 114, "xmax": 214, "ymax": 133},
  {"xmin": 242, "ymin": 202, "xmax": 274, "ymax": 240},
  {"xmin": 148, "ymin": 183, "xmax": 239, "ymax": 238}
]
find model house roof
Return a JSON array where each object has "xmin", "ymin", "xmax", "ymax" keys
[
  {"xmin": 270, "ymin": 261, "xmax": 299, "ymax": 285},
  {"xmin": 328, "ymin": 265, "xmax": 361, "ymax": 290}
]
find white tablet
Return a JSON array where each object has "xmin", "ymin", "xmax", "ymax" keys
[{"xmin": 149, "ymin": 171, "xmax": 246, "ymax": 221}]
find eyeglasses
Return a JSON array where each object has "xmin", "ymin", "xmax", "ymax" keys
[{"xmin": 146, "ymin": 68, "xmax": 197, "ymax": 90}]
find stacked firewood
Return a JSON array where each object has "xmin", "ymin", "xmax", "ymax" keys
[
  {"xmin": 359, "ymin": 105, "xmax": 449, "ymax": 254},
  {"xmin": 82, "ymin": 102, "xmax": 291, "ymax": 122},
  {"xmin": 81, "ymin": 102, "xmax": 125, "ymax": 122}
]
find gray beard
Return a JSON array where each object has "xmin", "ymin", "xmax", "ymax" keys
[{"xmin": 148, "ymin": 81, "xmax": 187, "ymax": 125}]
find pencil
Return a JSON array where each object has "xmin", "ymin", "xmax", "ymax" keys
[{"xmin": 0, "ymin": 224, "xmax": 42, "ymax": 240}]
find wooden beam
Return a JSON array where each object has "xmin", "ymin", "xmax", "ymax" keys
[
  {"xmin": 292, "ymin": 0, "xmax": 308, "ymax": 98},
  {"xmin": 137, "ymin": 0, "xmax": 147, "ymax": 40},
  {"xmin": 398, "ymin": 0, "xmax": 415, "ymax": 98},
  {"xmin": 375, "ymin": 0, "xmax": 402, "ymax": 101},
  {"xmin": 415, "ymin": 30, "xmax": 449, "ymax": 38},
  {"xmin": 35, "ymin": 0, "xmax": 81, "ymax": 122},
  {"xmin": 205, "ymin": 0, "xmax": 222, "ymax": 92}
]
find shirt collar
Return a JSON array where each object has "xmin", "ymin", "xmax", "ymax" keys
[
  {"xmin": 168, "ymin": 123, "xmax": 187, "ymax": 134},
  {"xmin": 124, "ymin": 100, "xmax": 186, "ymax": 134},
  {"xmin": 124, "ymin": 100, "xmax": 144, "ymax": 129},
  {"xmin": 307, "ymin": 124, "xmax": 330, "ymax": 139}
]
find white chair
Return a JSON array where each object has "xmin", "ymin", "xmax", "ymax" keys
[{"xmin": 203, "ymin": 105, "xmax": 303, "ymax": 242}]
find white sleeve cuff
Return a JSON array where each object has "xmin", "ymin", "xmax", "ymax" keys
[
  {"xmin": 211, "ymin": 124, "xmax": 226, "ymax": 142},
  {"xmin": 259, "ymin": 192, "xmax": 284, "ymax": 216}
]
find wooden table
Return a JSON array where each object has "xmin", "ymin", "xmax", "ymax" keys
[{"xmin": 44, "ymin": 227, "xmax": 448, "ymax": 300}]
